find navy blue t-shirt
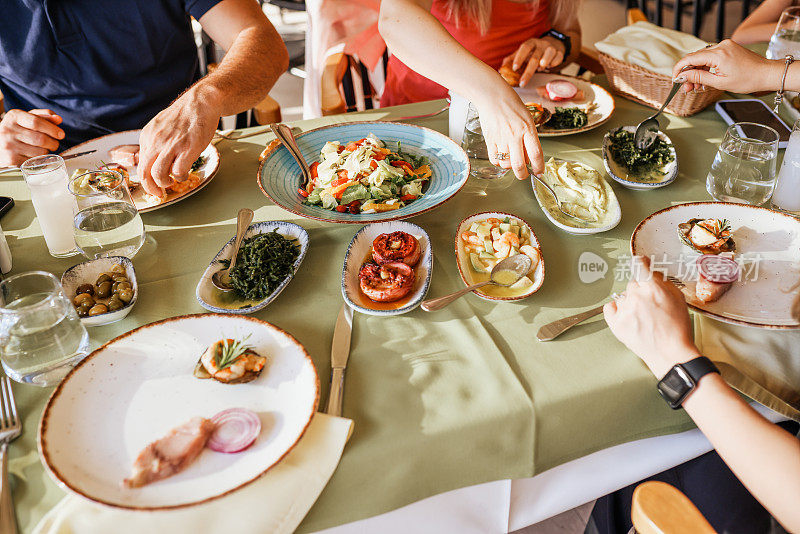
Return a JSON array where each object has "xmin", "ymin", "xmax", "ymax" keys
[{"xmin": 0, "ymin": 0, "xmax": 220, "ymax": 149}]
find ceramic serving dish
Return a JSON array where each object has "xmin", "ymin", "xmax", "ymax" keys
[
  {"xmin": 341, "ymin": 221, "xmax": 432, "ymax": 316},
  {"xmin": 38, "ymin": 314, "xmax": 319, "ymax": 509},
  {"xmin": 61, "ymin": 130, "xmax": 220, "ymax": 213},
  {"xmin": 602, "ymin": 126, "xmax": 678, "ymax": 190},
  {"xmin": 454, "ymin": 212, "xmax": 544, "ymax": 301},
  {"xmin": 531, "ymin": 158, "xmax": 621, "ymax": 235},
  {"xmin": 258, "ymin": 121, "xmax": 469, "ymax": 224},
  {"xmin": 61, "ymin": 256, "xmax": 137, "ymax": 327},
  {"xmin": 631, "ymin": 201, "xmax": 800, "ymax": 329},
  {"xmin": 196, "ymin": 221, "xmax": 309, "ymax": 314}
]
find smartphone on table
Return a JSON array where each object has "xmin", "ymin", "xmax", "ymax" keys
[
  {"xmin": 715, "ymin": 99, "xmax": 792, "ymax": 149},
  {"xmin": 0, "ymin": 197, "xmax": 13, "ymax": 219}
]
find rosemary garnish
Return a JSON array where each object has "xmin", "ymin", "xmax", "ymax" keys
[{"xmin": 214, "ymin": 335, "xmax": 252, "ymax": 371}]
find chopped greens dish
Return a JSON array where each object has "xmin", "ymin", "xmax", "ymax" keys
[
  {"xmin": 607, "ymin": 129, "xmax": 675, "ymax": 178},
  {"xmin": 190, "ymin": 155, "xmax": 207, "ymax": 173},
  {"xmin": 301, "ymin": 134, "xmax": 431, "ymax": 214},
  {"xmin": 545, "ymin": 107, "xmax": 588, "ymax": 130},
  {"xmin": 222, "ymin": 231, "xmax": 300, "ymax": 301}
]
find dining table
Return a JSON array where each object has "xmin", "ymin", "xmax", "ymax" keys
[{"xmin": 1, "ymin": 75, "xmax": 791, "ymax": 533}]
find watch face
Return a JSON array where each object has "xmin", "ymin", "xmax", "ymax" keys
[{"xmin": 658, "ymin": 366, "xmax": 695, "ymax": 408}]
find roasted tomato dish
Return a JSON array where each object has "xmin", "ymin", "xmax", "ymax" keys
[{"xmin": 359, "ymin": 231, "xmax": 421, "ymax": 303}]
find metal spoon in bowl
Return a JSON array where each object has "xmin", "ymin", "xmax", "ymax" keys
[
  {"xmin": 212, "ymin": 208, "xmax": 254, "ymax": 292},
  {"xmin": 529, "ymin": 169, "xmax": 594, "ymax": 224},
  {"xmin": 270, "ymin": 123, "xmax": 312, "ymax": 191},
  {"xmin": 633, "ymin": 66, "xmax": 693, "ymax": 150},
  {"xmin": 421, "ymin": 254, "xmax": 532, "ymax": 311}
]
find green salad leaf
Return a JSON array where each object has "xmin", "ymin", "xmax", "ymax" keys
[
  {"xmin": 607, "ymin": 129, "xmax": 675, "ymax": 177},
  {"xmin": 222, "ymin": 231, "xmax": 300, "ymax": 301}
]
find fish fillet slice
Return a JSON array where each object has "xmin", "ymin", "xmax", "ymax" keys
[{"xmin": 123, "ymin": 417, "xmax": 215, "ymax": 488}]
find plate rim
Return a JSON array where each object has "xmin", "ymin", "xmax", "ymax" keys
[
  {"xmin": 60, "ymin": 129, "xmax": 221, "ymax": 213},
  {"xmin": 630, "ymin": 201, "xmax": 800, "ymax": 330},
  {"xmin": 37, "ymin": 313, "xmax": 320, "ymax": 510},
  {"xmin": 256, "ymin": 120, "xmax": 470, "ymax": 224}
]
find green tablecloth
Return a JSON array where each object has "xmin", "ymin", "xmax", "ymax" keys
[{"xmin": 4, "ymin": 83, "xmax": 740, "ymax": 532}]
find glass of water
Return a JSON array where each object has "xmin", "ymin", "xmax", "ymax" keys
[
  {"xmin": 69, "ymin": 170, "xmax": 145, "ymax": 259},
  {"xmin": 462, "ymin": 103, "xmax": 509, "ymax": 180},
  {"xmin": 706, "ymin": 123, "xmax": 779, "ymax": 205},
  {"xmin": 0, "ymin": 271, "xmax": 89, "ymax": 386},
  {"xmin": 767, "ymin": 7, "xmax": 800, "ymax": 59}
]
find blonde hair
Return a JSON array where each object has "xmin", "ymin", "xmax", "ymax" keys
[{"xmin": 442, "ymin": 0, "xmax": 575, "ymax": 35}]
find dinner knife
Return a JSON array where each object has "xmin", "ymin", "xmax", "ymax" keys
[
  {"xmin": 325, "ymin": 303, "xmax": 353, "ymax": 417},
  {"xmin": 0, "ymin": 149, "xmax": 98, "ymax": 175}
]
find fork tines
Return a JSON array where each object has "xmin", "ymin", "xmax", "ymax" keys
[
  {"xmin": 0, "ymin": 377, "xmax": 18, "ymax": 431},
  {"xmin": 666, "ymin": 275, "xmax": 686, "ymax": 288}
]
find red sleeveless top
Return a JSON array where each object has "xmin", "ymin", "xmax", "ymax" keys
[{"xmin": 381, "ymin": 0, "xmax": 552, "ymax": 106}]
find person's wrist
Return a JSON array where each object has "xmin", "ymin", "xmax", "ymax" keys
[
  {"xmin": 185, "ymin": 83, "xmax": 225, "ymax": 119},
  {"xmin": 651, "ymin": 343, "xmax": 702, "ymax": 380}
]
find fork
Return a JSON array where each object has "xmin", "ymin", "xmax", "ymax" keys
[
  {"xmin": 0, "ymin": 377, "xmax": 20, "ymax": 534},
  {"xmin": 536, "ymin": 276, "xmax": 687, "ymax": 341}
]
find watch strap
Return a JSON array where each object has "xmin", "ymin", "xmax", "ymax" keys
[
  {"xmin": 681, "ymin": 356, "xmax": 720, "ymax": 383},
  {"xmin": 658, "ymin": 356, "xmax": 720, "ymax": 410}
]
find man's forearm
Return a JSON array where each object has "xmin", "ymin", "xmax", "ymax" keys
[{"xmin": 683, "ymin": 373, "xmax": 800, "ymax": 531}]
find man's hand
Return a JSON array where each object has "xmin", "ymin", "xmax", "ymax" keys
[
  {"xmin": 137, "ymin": 88, "xmax": 221, "ymax": 197},
  {"xmin": 0, "ymin": 109, "xmax": 65, "ymax": 167}
]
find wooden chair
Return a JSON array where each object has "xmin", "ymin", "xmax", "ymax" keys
[
  {"xmin": 629, "ymin": 0, "xmax": 760, "ymax": 42},
  {"xmin": 207, "ymin": 63, "xmax": 282, "ymax": 125},
  {"xmin": 631, "ymin": 481, "xmax": 717, "ymax": 533}
]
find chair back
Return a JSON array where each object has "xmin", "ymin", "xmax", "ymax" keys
[
  {"xmin": 631, "ymin": 481, "xmax": 717, "ymax": 533},
  {"xmin": 629, "ymin": 0, "xmax": 761, "ymax": 42}
]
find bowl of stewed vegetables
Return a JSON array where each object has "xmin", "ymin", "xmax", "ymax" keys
[{"xmin": 61, "ymin": 256, "xmax": 137, "ymax": 326}]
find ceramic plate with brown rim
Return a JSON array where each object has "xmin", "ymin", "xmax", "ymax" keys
[
  {"xmin": 631, "ymin": 202, "xmax": 800, "ymax": 329},
  {"xmin": 515, "ymin": 73, "xmax": 615, "ymax": 137},
  {"xmin": 61, "ymin": 130, "xmax": 220, "ymax": 213},
  {"xmin": 38, "ymin": 314, "xmax": 319, "ymax": 510},
  {"xmin": 455, "ymin": 212, "xmax": 545, "ymax": 301}
]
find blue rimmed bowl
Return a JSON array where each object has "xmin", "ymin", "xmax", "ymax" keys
[
  {"xmin": 341, "ymin": 221, "xmax": 432, "ymax": 316},
  {"xmin": 257, "ymin": 121, "xmax": 469, "ymax": 223},
  {"xmin": 196, "ymin": 221, "xmax": 309, "ymax": 314}
]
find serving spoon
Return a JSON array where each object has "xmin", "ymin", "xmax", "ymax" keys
[
  {"xmin": 270, "ymin": 123, "xmax": 312, "ymax": 191},
  {"xmin": 421, "ymin": 254, "xmax": 532, "ymax": 311},
  {"xmin": 212, "ymin": 208, "xmax": 254, "ymax": 292},
  {"xmin": 529, "ymin": 167, "xmax": 595, "ymax": 224},
  {"xmin": 633, "ymin": 66, "xmax": 693, "ymax": 150}
]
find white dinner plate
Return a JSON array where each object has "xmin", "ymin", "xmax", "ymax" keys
[
  {"xmin": 515, "ymin": 73, "xmax": 615, "ymax": 137},
  {"xmin": 38, "ymin": 314, "xmax": 319, "ymax": 509},
  {"xmin": 631, "ymin": 202, "xmax": 800, "ymax": 329},
  {"xmin": 61, "ymin": 130, "xmax": 220, "ymax": 213}
]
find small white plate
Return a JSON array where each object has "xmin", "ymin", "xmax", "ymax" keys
[
  {"xmin": 38, "ymin": 314, "xmax": 319, "ymax": 509},
  {"xmin": 196, "ymin": 221, "xmax": 309, "ymax": 315},
  {"xmin": 603, "ymin": 126, "xmax": 678, "ymax": 190},
  {"xmin": 341, "ymin": 221, "xmax": 432, "ymax": 316},
  {"xmin": 515, "ymin": 73, "xmax": 616, "ymax": 137},
  {"xmin": 61, "ymin": 256, "xmax": 137, "ymax": 326},
  {"xmin": 455, "ymin": 212, "xmax": 545, "ymax": 301},
  {"xmin": 631, "ymin": 202, "xmax": 800, "ymax": 329},
  {"xmin": 531, "ymin": 159, "xmax": 621, "ymax": 235},
  {"xmin": 60, "ymin": 130, "xmax": 220, "ymax": 213}
]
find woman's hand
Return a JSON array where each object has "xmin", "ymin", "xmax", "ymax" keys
[
  {"xmin": 603, "ymin": 256, "xmax": 701, "ymax": 379},
  {"xmin": 673, "ymin": 40, "xmax": 783, "ymax": 94},
  {"xmin": 474, "ymin": 81, "xmax": 544, "ymax": 179},
  {"xmin": 0, "ymin": 109, "xmax": 65, "ymax": 167},
  {"xmin": 501, "ymin": 36, "xmax": 566, "ymax": 87}
]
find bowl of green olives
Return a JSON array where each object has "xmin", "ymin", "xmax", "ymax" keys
[{"xmin": 61, "ymin": 257, "xmax": 137, "ymax": 326}]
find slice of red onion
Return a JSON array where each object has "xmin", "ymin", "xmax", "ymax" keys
[
  {"xmin": 697, "ymin": 254, "xmax": 739, "ymax": 284},
  {"xmin": 546, "ymin": 80, "xmax": 578, "ymax": 100},
  {"xmin": 207, "ymin": 408, "xmax": 262, "ymax": 453}
]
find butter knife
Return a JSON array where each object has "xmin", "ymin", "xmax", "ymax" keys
[
  {"xmin": 325, "ymin": 303, "xmax": 353, "ymax": 417},
  {"xmin": 0, "ymin": 149, "xmax": 98, "ymax": 175}
]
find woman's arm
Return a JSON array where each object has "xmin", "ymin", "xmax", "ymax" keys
[
  {"xmin": 379, "ymin": 0, "xmax": 544, "ymax": 178},
  {"xmin": 732, "ymin": 0, "xmax": 793, "ymax": 44},
  {"xmin": 603, "ymin": 256, "xmax": 800, "ymax": 532}
]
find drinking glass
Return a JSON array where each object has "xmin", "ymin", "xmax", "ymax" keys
[
  {"xmin": 767, "ymin": 7, "xmax": 800, "ymax": 60},
  {"xmin": 706, "ymin": 123, "xmax": 779, "ymax": 205},
  {"xmin": 462, "ymin": 103, "xmax": 509, "ymax": 180},
  {"xmin": 69, "ymin": 170, "xmax": 145, "ymax": 259},
  {"xmin": 20, "ymin": 154, "xmax": 78, "ymax": 257},
  {"xmin": 0, "ymin": 271, "xmax": 89, "ymax": 386},
  {"xmin": 772, "ymin": 119, "xmax": 800, "ymax": 215}
]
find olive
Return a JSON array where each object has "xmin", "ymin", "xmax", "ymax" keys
[
  {"xmin": 88, "ymin": 304, "xmax": 108, "ymax": 316},
  {"xmin": 110, "ymin": 264, "xmax": 126, "ymax": 274},
  {"xmin": 112, "ymin": 281, "xmax": 132, "ymax": 293},
  {"xmin": 73, "ymin": 293, "xmax": 95, "ymax": 307},
  {"xmin": 75, "ymin": 283, "xmax": 94, "ymax": 296},
  {"xmin": 111, "ymin": 274, "xmax": 128, "ymax": 283},
  {"xmin": 96, "ymin": 273, "xmax": 112, "ymax": 286},
  {"xmin": 117, "ymin": 289, "xmax": 134, "ymax": 303},
  {"xmin": 96, "ymin": 281, "xmax": 112, "ymax": 298},
  {"xmin": 76, "ymin": 304, "xmax": 91, "ymax": 317},
  {"xmin": 107, "ymin": 297, "xmax": 124, "ymax": 312}
]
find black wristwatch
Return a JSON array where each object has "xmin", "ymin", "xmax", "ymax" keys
[
  {"xmin": 657, "ymin": 356, "xmax": 720, "ymax": 409},
  {"xmin": 540, "ymin": 29, "xmax": 571, "ymax": 58}
]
